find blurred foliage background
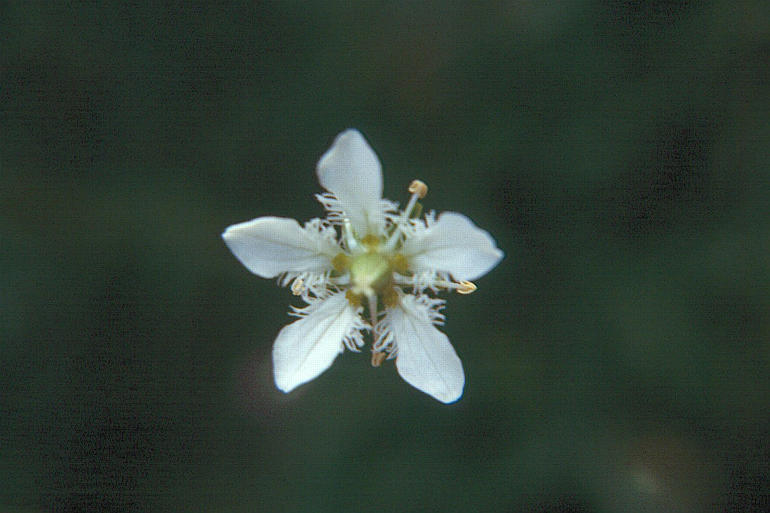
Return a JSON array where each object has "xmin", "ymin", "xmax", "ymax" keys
[{"xmin": 1, "ymin": 1, "xmax": 768, "ymax": 512}]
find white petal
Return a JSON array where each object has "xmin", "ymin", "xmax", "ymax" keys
[
  {"xmin": 388, "ymin": 295, "xmax": 464, "ymax": 403},
  {"xmin": 272, "ymin": 292, "xmax": 360, "ymax": 393},
  {"xmin": 316, "ymin": 129, "xmax": 384, "ymax": 237},
  {"xmin": 402, "ymin": 212, "xmax": 503, "ymax": 281},
  {"xmin": 222, "ymin": 217, "xmax": 338, "ymax": 278}
]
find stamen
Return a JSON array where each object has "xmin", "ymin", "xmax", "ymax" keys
[
  {"xmin": 403, "ymin": 179, "xmax": 427, "ymax": 219},
  {"xmin": 384, "ymin": 179, "xmax": 429, "ymax": 251},
  {"xmin": 371, "ymin": 351, "xmax": 387, "ymax": 367},
  {"xmin": 408, "ymin": 179, "xmax": 428, "ymax": 198},
  {"xmin": 397, "ymin": 275, "xmax": 478, "ymax": 294},
  {"xmin": 456, "ymin": 280, "xmax": 477, "ymax": 294},
  {"xmin": 343, "ymin": 221, "xmax": 362, "ymax": 253},
  {"xmin": 367, "ymin": 292, "xmax": 382, "ymax": 358},
  {"xmin": 367, "ymin": 292, "xmax": 379, "ymax": 330},
  {"xmin": 408, "ymin": 202, "xmax": 423, "ymax": 220},
  {"xmin": 291, "ymin": 279, "xmax": 304, "ymax": 296}
]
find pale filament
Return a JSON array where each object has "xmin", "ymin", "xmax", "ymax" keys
[{"xmin": 342, "ymin": 220, "xmax": 362, "ymax": 253}]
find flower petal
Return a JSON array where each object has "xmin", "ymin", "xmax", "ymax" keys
[
  {"xmin": 402, "ymin": 212, "xmax": 503, "ymax": 281},
  {"xmin": 222, "ymin": 217, "xmax": 338, "ymax": 278},
  {"xmin": 387, "ymin": 295, "xmax": 464, "ymax": 403},
  {"xmin": 316, "ymin": 129, "xmax": 384, "ymax": 237},
  {"xmin": 272, "ymin": 292, "xmax": 361, "ymax": 393}
]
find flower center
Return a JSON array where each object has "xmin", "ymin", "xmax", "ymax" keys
[
  {"xmin": 335, "ymin": 179, "xmax": 430, "ymax": 313},
  {"xmin": 337, "ymin": 243, "xmax": 409, "ymax": 310},
  {"xmin": 350, "ymin": 251, "xmax": 391, "ymax": 297}
]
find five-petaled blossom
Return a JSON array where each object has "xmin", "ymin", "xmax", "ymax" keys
[{"xmin": 222, "ymin": 129, "xmax": 503, "ymax": 403}]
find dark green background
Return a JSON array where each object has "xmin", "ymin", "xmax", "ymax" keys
[{"xmin": 2, "ymin": 2, "xmax": 768, "ymax": 512}]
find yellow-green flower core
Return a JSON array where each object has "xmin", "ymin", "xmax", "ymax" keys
[{"xmin": 336, "ymin": 237, "xmax": 408, "ymax": 308}]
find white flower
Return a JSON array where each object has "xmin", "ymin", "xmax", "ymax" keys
[{"xmin": 222, "ymin": 129, "xmax": 503, "ymax": 403}]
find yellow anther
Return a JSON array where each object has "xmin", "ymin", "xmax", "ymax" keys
[
  {"xmin": 345, "ymin": 289, "xmax": 363, "ymax": 307},
  {"xmin": 456, "ymin": 280, "xmax": 477, "ymax": 295},
  {"xmin": 371, "ymin": 351, "xmax": 387, "ymax": 367},
  {"xmin": 331, "ymin": 253, "xmax": 351, "ymax": 272},
  {"xmin": 390, "ymin": 254, "xmax": 409, "ymax": 274},
  {"xmin": 408, "ymin": 179, "xmax": 428, "ymax": 198},
  {"xmin": 382, "ymin": 286, "xmax": 399, "ymax": 308},
  {"xmin": 361, "ymin": 234, "xmax": 381, "ymax": 248}
]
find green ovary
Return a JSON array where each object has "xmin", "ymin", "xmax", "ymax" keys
[{"xmin": 350, "ymin": 252, "xmax": 392, "ymax": 296}]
